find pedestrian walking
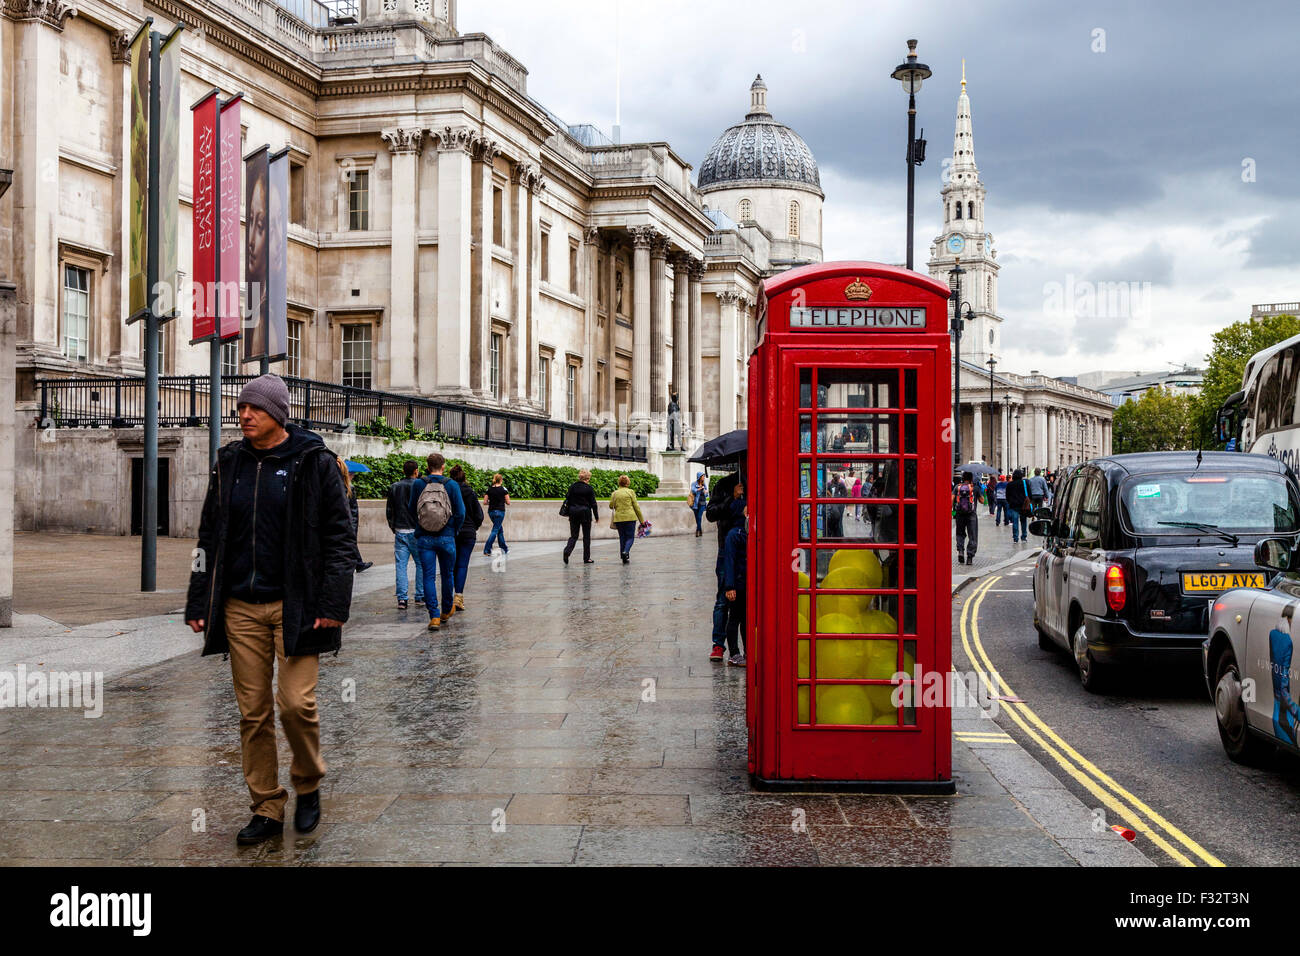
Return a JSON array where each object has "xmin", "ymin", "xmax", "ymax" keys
[
  {"xmin": 993, "ymin": 474, "xmax": 1009, "ymax": 527},
  {"xmin": 952, "ymin": 470, "xmax": 983, "ymax": 565},
  {"xmin": 1028, "ymin": 467, "xmax": 1049, "ymax": 513},
  {"xmin": 707, "ymin": 474, "xmax": 745, "ymax": 661},
  {"xmin": 1005, "ymin": 468, "xmax": 1031, "ymax": 544},
  {"xmin": 609, "ymin": 474, "xmax": 646, "ymax": 564},
  {"xmin": 690, "ymin": 473, "xmax": 709, "ymax": 537},
  {"xmin": 338, "ymin": 457, "xmax": 373, "ymax": 573},
  {"xmin": 386, "ymin": 459, "xmax": 424, "ymax": 610},
  {"xmin": 721, "ymin": 501, "xmax": 749, "ymax": 667},
  {"xmin": 449, "ymin": 464, "xmax": 484, "ymax": 612},
  {"xmin": 410, "ymin": 452, "xmax": 465, "ymax": 632},
  {"xmin": 185, "ymin": 373, "xmax": 354, "ymax": 845},
  {"xmin": 983, "ymin": 475, "xmax": 995, "ymax": 516},
  {"xmin": 482, "ymin": 473, "xmax": 510, "ymax": 556},
  {"xmin": 562, "ymin": 468, "xmax": 599, "ymax": 564},
  {"xmin": 851, "ymin": 471, "xmax": 864, "ymax": 521}
]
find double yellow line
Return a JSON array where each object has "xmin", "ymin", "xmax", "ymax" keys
[{"xmin": 959, "ymin": 574, "xmax": 1223, "ymax": 867}]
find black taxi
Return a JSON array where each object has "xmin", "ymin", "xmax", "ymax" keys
[{"xmin": 1029, "ymin": 452, "xmax": 1300, "ymax": 692}]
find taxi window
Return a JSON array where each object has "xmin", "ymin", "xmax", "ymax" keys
[
  {"xmin": 1122, "ymin": 473, "xmax": 1299, "ymax": 534},
  {"xmin": 1075, "ymin": 476, "xmax": 1105, "ymax": 545},
  {"xmin": 1058, "ymin": 475, "xmax": 1086, "ymax": 539}
]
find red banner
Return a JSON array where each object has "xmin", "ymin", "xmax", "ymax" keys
[
  {"xmin": 218, "ymin": 95, "xmax": 243, "ymax": 340},
  {"xmin": 189, "ymin": 90, "xmax": 219, "ymax": 343}
]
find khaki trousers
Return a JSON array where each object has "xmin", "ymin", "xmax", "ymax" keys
[{"xmin": 224, "ymin": 598, "xmax": 325, "ymax": 821}]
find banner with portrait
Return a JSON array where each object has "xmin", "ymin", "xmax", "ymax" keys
[
  {"xmin": 266, "ymin": 147, "xmax": 290, "ymax": 362},
  {"xmin": 242, "ymin": 145, "xmax": 270, "ymax": 364}
]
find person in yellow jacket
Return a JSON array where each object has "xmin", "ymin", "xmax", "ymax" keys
[{"xmin": 609, "ymin": 475, "xmax": 646, "ymax": 565}]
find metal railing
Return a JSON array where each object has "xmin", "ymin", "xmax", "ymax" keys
[{"xmin": 36, "ymin": 375, "xmax": 648, "ymax": 462}]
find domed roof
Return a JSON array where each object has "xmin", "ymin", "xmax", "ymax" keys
[{"xmin": 698, "ymin": 75, "xmax": 821, "ymax": 193}]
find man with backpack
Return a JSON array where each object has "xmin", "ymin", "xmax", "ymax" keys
[
  {"xmin": 408, "ymin": 452, "xmax": 464, "ymax": 632},
  {"xmin": 386, "ymin": 459, "xmax": 424, "ymax": 611},
  {"xmin": 952, "ymin": 470, "xmax": 983, "ymax": 565}
]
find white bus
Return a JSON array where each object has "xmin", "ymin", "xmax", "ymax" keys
[{"xmin": 1218, "ymin": 331, "xmax": 1300, "ymax": 471}]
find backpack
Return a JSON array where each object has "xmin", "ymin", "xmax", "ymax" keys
[
  {"xmin": 416, "ymin": 478, "xmax": 453, "ymax": 533},
  {"xmin": 955, "ymin": 483, "xmax": 975, "ymax": 515}
]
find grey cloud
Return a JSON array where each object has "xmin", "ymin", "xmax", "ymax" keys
[
  {"xmin": 1088, "ymin": 241, "xmax": 1174, "ymax": 286},
  {"xmin": 1242, "ymin": 215, "xmax": 1299, "ymax": 269}
]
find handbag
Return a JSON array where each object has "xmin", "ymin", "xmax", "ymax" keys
[{"xmin": 559, "ymin": 500, "xmax": 570, "ymax": 517}]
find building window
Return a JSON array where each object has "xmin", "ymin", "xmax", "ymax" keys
[
  {"xmin": 221, "ymin": 339, "xmax": 239, "ymax": 378},
  {"xmin": 566, "ymin": 362, "xmax": 577, "ymax": 421},
  {"xmin": 287, "ymin": 319, "xmax": 303, "ymax": 377},
  {"xmin": 348, "ymin": 169, "xmax": 369, "ymax": 231},
  {"xmin": 539, "ymin": 229, "xmax": 550, "ymax": 283},
  {"xmin": 738, "ymin": 198, "xmax": 752, "ymax": 223},
  {"xmin": 538, "ymin": 353, "xmax": 550, "ymax": 413},
  {"xmin": 569, "ymin": 240, "xmax": 579, "ymax": 293},
  {"xmin": 788, "ymin": 200, "xmax": 800, "ymax": 239},
  {"xmin": 62, "ymin": 265, "xmax": 90, "ymax": 362},
  {"xmin": 968, "ymin": 200, "xmax": 975, "ymax": 219},
  {"xmin": 954, "ymin": 201, "xmax": 962, "ymax": 219},
  {"xmin": 492, "ymin": 186, "xmax": 503, "ymax": 246},
  {"xmin": 290, "ymin": 162, "xmax": 306, "ymax": 226},
  {"xmin": 341, "ymin": 324, "xmax": 372, "ymax": 389},
  {"xmin": 490, "ymin": 333, "xmax": 502, "ymax": 399}
]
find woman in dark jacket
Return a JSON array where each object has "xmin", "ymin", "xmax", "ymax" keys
[
  {"xmin": 562, "ymin": 469, "xmax": 599, "ymax": 565},
  {"xmin": 449, "ymin": 465, "xmax": 484, "ymax": 612},
  {"xmin": 1004, "ymin": 468, "xmax": 1031, "ymax": 545}
]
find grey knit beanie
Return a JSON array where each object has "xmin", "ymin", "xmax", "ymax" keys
[{"xmin": 236, "ymin": 373, "xmax": 290, "ymax": 426}]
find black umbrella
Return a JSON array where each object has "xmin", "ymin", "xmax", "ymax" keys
[
  {"xmin": 957, "ymin": 462, "xmax": 999, "ymax": 478},
  {"xmin": 688, "ymin": 429, "xmax": 748, "ymax": 466}
]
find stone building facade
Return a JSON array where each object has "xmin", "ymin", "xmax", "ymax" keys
[{"xmin": 0, "ymin": 0, "xmax": 822, "ymax": 467}]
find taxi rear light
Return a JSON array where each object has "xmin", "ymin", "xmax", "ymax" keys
[
  {"xmin": 1105, "ymin": 564, "xmax": 1126, "ymax": 611},
  {"xmin": 1213, "ymin": 602, "xmax": 1228, "ymax": 613}
]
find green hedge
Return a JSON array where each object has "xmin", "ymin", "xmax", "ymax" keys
[{"xmin": 350, "ymin": 451, "xmax": 659, "ymax": 501}]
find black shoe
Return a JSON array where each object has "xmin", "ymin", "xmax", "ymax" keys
[
  {"xmin": 397, "ymin": 599, "xmax": 408, "ymax": 610},
  {"xmin": 621, "ymin": 552, "xmax": 629, "ymax": 564},
  {"xmin": 584, "ymin": 559, "xmax": 596, "ymax": 564},
  {"xmin": 356, "ymin": 561, "xmax": 373, "ymax": 572},
  {"xmin": 236, "ymin": 814, "xmax": 283, "ymax": 845},
  {"xmin": 563, "ymin": 552, "xmax": 570, "ymax": 565},
  {"xmin": 294, "ymin": 790, "xmax": 321, "ymax": 833},
  {"xmin": 957, "ymin": 554, "xmax": 965, "ymax": 565}
]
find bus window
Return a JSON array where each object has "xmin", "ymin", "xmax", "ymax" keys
[
  {"xmin": 1281, "ymin": 347, "xmax": 1300, "ymax": 426},
  {"xmin": 1257, "ymin": 354, "xmax": 1281, "ymax": 433}
]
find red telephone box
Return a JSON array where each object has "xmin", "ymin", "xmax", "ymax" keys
[{"xmin": 747, "ymin": 261, "xmax": 954, "ymax": 792}]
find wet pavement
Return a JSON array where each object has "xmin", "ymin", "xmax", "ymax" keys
[{"xmin": 0, "ymin": 531, "xmax": 1144, "ymax": 865}]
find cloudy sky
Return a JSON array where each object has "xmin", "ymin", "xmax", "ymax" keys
[{"xmin": 463, "ymin": 0, "xmax": 1299, "ymax": 379}]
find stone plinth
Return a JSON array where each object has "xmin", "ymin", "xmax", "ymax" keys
[{"xmin": 657, "ymin": 450, "xmax": 689, "ymax": 496}]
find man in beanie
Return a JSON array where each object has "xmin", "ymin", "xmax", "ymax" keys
[{"xmin": 185, "ymin": 373, "xmax": 355, "ymax": 845}]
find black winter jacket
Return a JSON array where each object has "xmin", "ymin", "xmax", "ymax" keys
[
  {"xmin": 457, "ymin": 479, "xmax": 485, "ymax": 538},
  {"xmin": 185, "ymin": 424, "xmax": 355, "ymax": 657},
  {"xmin": 705, "ymin": 472, "xmax": 742, "ymax": 546},
  {"xmin": 386, "ymin": 476, "xmax": 421, "ymax": 532},
  {"xmin": 563, "ymin": 481, "xmax": 599, "ymax": 520}
]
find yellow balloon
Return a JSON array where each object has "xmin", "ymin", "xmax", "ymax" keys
[
  {"xmin": 798, "ymin": 608, "xmax": 810, "ymax": 634},
  {"xmin": 858, "ymin": 609, "xmax": 898, "ymax": 635},
  {"xmin": 866, "ymin": 685, "xmax": 897, "ymax": 720},
  {"xmin": 816, "ymin": 639, "xmax": 870, "ymax": 679},
  {"xmin": 862, "ymin": 640, "xmax": 900, "ymax": 679},
  {"xmin": 797, "ymin": 571, "xmax": 811, "ymax": 589},
  {"xmin": 798, "ymin": 640, "xmax": 809, "ymax": 679},
  {"xmin": 814, "ymin": 612, "xmax": 858, "ymax": 634},
  {"xmin": 827, "ymin": 548, "xmax": 884, "ymax": 589},
  {"xmin": 816, "ymin": 685, "xmax": 874, "ymax": 725}
]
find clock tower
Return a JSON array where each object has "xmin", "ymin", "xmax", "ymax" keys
[{"xmin": 928, "ymin": 63, "xmax": 1001, "ymax": 369}]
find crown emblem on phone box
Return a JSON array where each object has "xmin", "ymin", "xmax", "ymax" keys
[{"xmin": 844, "ymin": 279, "xmax": 872, "ymax": 301}]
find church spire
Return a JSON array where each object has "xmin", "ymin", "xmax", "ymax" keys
[{"xmin": 951, "ymin": 62, "xmax": 976, "ymax": 179}]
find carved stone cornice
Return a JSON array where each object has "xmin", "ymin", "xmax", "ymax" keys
[
  {"xmin": 583, "ymin": 225, "xmax": 601, "ymax": 245},
  {"xmin": 687, "ymin": 259, "xmax": 707, "ymax": 282},
  {"xmin": 509, "ymin": 160, "xmax": 544, "ymax": 193},
  {"xmin": 716, "ymin": 289, "xmax": 744, "ymax": 305},
  {"xmin": 381, "ymin": 126, "xmax": 424, "ymax": 155},
  {"xmin": 432, "ymin": 125, "xmax": 476, "ymax": 153},
  {"xmin": 110, "ymin": 29, "xmax": 131, "ymax": 63},
  {"xmin": 629, "ymin": 225, "xmax": 659, "ymax": 250},
  {"xmin": 471, "ymin": 137, "xmax": 502, "ymax": 164},
  {"xmin": 4, "ymin": 0, "xmax": 77, "ymax": 29},
  {"xmin": 649, "ymin": 235, "xmax": 670, "ymax": 260}
]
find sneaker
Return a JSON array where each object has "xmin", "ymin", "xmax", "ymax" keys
[
  {"xmin": 236, "ymin": 814, "xmax": 283, "ymax": 846},
  {"xmin": 727, "ymin": 653, "xmax": 747, "ymax": 667},
  {"xmin": 397, "ymin": 599, "xmax": 408, "ymax": 610},
  {"xmin": 427, "ymin": 617, "xmax": 440, "ymax": 631},
  {"xmin": 453, "ymin": 594, "xmax": 465, "ymax": 612},
  {"xmin": 414, "ymin": 598, "xmax": 425, "ymax": 606},
  {"xmin": 709, "ymin": 646, "xmax": 725, "ymax": 662}
]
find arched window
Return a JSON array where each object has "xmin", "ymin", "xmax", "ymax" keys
[
  {"xmin": 955, "ymin": 201, "xmax": 962, "ymax": 219},
  {"xmin": 788, "ymin": 200, "xmax": 800, "ymax": 239},
  {"xmin": 738, "ymin": 199, "xmax": 752, "ymax": 223},
  {"xmin": 968, "ymin": 201, "xmax": 975, "ymax": 219}
]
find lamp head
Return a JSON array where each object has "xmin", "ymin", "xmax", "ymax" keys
[{"xmin": 891, "ymin": 38, "xmax": 932, "ymax": 94}]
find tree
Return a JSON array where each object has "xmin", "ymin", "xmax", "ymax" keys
[
  {"xmin": 1113, "ymin": 385, "xmax": 1199, "ymax": 453},
  {"xmin": 1198, "ymin": 313, "xmax": 1300, "ymax": 447}
]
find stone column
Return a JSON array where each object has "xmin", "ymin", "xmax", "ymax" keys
[
  {"xmin": 527, "ymin": 169, "xmax": 546, "ymax": 410},
  {"xmin": 1046, "ymin": 409, "xmax": 1056, "ymax": 470},
  {"xmin": 671, "ymin": 253, "xmax": 689, "ymax": 434},
  {"xmin": 431, "ymin": 127, "xmax": 474, "ymax": 397},
  {"xmin": 468, "ymin": 136, "xmax": 500, "ymax": 397},
  {"xmin": 0, "ymin": 279, "xmax": 15, "ymax": 626},
  {"xmin": 972, "ymin": 404, "xmax": 982, "ymax": 463},
  {"xmin": 509, "ymin": 161, "xmax": 539, "ymax": 404},
  {"xmin": 649, "ymin": 235, "xmax": 669, "ymax": 416},
  {"xmin": 108, "ymin": 30, "xmax": 133, "ymax": 368},
  {"xmin": 582, "ymin": 225, "xmax": 600, "ymax": 423},
  {"xmin": 998, "ymin": 403, "xmax": 1009, "ymax": 470},
  {"xmin": 605, "ymin": 237, "xmax": 617, "ymax": 419},
  {"xmin": 717, "ymin": 290, "xmax": 740, "ymax": 434},
  {"xmin": 381, "ymin": 127, "xmax": 422, "ymax": 391},
  {"xmin": 629, "ymin": 226, "xmax": 656, "ymax": 421},
  {"xmin": 688, "ymin": 259, "xmax": 704, "ymax": 434}
]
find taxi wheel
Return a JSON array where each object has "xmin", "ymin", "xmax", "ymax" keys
[
  {"xmin": 1214, "ymin": 650, "xmax": 1273, "ymax": 766},
  {"xmin": 1072, "ymin": 623, "xmax": 1108, "ymax": 694}
]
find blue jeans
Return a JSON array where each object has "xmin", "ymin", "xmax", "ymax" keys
[
  {"xmin": 484, "ymin": 510, "xmax": 507, "ymax": 553},
  {"xmin": 712, "ymin": 557, "xmax": 729, "ymax": 648},
  {"xmin": 416, "ymin": 535, "xmax": 457, "ymax": 619},
  {"xmin": 616, "ymin": 520, "xmax": 637, "ymax": 556},
  {"xmin": 394, "ymin": 532, "xmax": 424, "ymax": 602},
  {"xmin": 1008, "ymin": 510, "xmax": 1027, "ymax": 542},
  {"xmin": 454, "ymin": 534, "xmax": 475, "ymax": 594},
  {"xmin": 994, "ymin": 500, "xmax": 1008, "ymax": 525}
]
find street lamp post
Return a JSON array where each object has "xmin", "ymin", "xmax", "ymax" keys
[
  {"xmin": 891, "ymin": 39, "xmax": 930, "ymax": 271},
  {"xmin": 1015, "ymin": 412, "xmax": 1022, "ymax": 468},
  {"xmin": 986, "ymin": 356, "xmax": 997, "ymax": 467},
  {"xmin": 948, "ymin": 260, "xmax": 972, "ymax": 469},
  {"xmin": 1004, "ymin": 391, "xmax": 1011, "ymax": 473}
]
